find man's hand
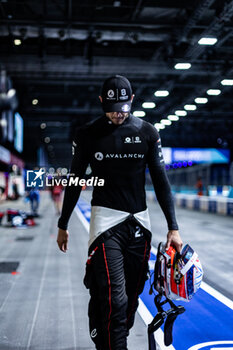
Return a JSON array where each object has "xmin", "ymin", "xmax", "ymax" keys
[
  {"xmin": 166, "ymin": 230, "xmax": 183, "ymax": 253},
  {"xmin": 57, "ymin": 228, "xmax": 69, "ymax": 253}
]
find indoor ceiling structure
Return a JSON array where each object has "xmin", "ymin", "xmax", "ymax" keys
[{"xmin": 0, "ymin": 0, "xmax": 233, "ymax": 167}]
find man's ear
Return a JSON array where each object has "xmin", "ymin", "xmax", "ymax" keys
[
  {"xmin": 99, "ymin": 96, "xmax": 103, "ymax": 103},
  {"xmin": 131, "ymin": 94, "xmax": 135, "ymax": 102}
]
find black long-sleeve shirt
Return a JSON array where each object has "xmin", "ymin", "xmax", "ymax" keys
[{"xmin": 58, "ymin": 114, "xmax": 178, "ymax": 231}]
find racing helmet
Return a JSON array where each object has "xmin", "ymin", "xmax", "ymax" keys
[{"xmin": 154, "ymin": 242, "xmax": 203, "ymax": 302}]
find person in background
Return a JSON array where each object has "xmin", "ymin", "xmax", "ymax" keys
[
  {"xmin": 51, "ymin": 181, "xmax": 63, "ymax": 215},
  {"xmin": 27, "ymin": 188, "xmax": 40, "ymax": 217},
  {"xmin": 0, "ymin": 186, "xmax": 6, "ymax": 203},
  {"xmin": 12, "ymin": 179, "xmax": 19, "ymax": 200},
  {"xmin": 196, "ymin": 176, "xmax": 203, "ymax": 196}
]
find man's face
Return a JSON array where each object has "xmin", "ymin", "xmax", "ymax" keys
[
  {"xmin": 105, "ymin": 112, "xmax": 129, "ymax": 125},
  {"xmin": 99, "ymin": 94, "xmax": 134, "ymax": 125}
]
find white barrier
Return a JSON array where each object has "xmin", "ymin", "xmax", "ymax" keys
[
  {"xmin": 146, "ymin": 191, "xmax": 233, "ymax": 216},
  {"xmin": 173, "ymin": 193, "xmax": 233, "ymax": 216}
]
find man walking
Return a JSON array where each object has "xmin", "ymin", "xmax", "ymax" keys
[{"xmin": 57, "ymin": 75, "xmax": 182, "ymax": 350}]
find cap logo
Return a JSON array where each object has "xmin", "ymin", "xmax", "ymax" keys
[
  {"xmin": 107, "ymin": 89, "xmax": 114, "ymax": 98},
  {"xmin": 121, "ymin": 89, "xmax": 126, "ymax": 96},
  {"xmin": 122, "ymin": 104, "xmax": 130, "ymax": 112}
]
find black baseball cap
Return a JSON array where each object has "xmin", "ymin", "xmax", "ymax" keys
[{"xmin": 101, "ymin": 75, "xmax": 133, "ymax": 113}]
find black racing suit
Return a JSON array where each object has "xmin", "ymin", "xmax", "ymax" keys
[{"xmin": 58, "ymin": 114, "xmax": 178, "ymax": 350}]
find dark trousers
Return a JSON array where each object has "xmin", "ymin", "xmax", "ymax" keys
[{"xmin": 84, "ymin": 217, "xmax": 151, "ymax": 350}]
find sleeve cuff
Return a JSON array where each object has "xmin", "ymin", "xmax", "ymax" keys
[
  {"xmin": 168, "ymin": 224, "xmax": 179, "ymax": 231},
  {"xmin": 58, "ymin": 217, "xmax": 68, "ymax": 230}
]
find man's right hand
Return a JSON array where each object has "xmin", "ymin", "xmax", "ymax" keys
[
  {"xmin": 166, "ymin": 230, "xmax": 183, "ymax": 253},
  {"xmin": 57, "ymin": 228, "xmax": 69, "ymax": 253}
]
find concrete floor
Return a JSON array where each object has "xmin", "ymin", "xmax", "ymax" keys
[
  {"xmin": 0, "ymin": 192, "xmax": 149, "ymax": 350},
  {"xmin": 0, "ymin": 190, "xmax": 232, "ymax": 349}
]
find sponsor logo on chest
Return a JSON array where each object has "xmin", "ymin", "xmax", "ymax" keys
[
  {"xmin": 124, "ymin": 136, "xmax": 142, "ymax": 144},
  {"xmin": 94, "ymin": 152, "xmax": 144, "ymax": 160}
]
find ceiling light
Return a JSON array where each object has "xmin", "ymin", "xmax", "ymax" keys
[
  {"xmin": 184, "ymin": 104, "xmax": 197, "ymax": 111},
  {"xmin": 175, "ymin": 110, "xmax": 187, "ymax": 116},
  {"xmin": 7, "ymin": 89, "xmax": 16, "ymax": 98},
  {"xmin": 154, "ymin": 123, "xmax": 166, "ymax": 130},
  {"xmin": 174, "ymin": 63, "xmax": 191, "ymax": 70},
  {"xmin": 32, "ymin": 99, "xmax": 38, "ymax": 105},
  {"xmin": 113, "ymin": 1, "xmax": 121, "ymax": 7},
  {"xmin": 133, "ymin": 111, "xmax": 146, "ymax": 117},
  {"xmin": 0, "ymin": 119, "xmax": 7, "ymax": 127},
  {"xmin": 61, "ymin": 168, "xmax": 68, "ymax": 175},
  {"xmin": 154, "ymin": 90, "xmax": 169, "ymax": 97},
  {"xmin": 160, "ymin": 119, "xmax": 172, "ymax": 125},
  {"xmin": 44, "ymin": 137, "xmax": 50, "ymax": 143},
  {"xmin": 14, "ymin": 39, "xmax": 21, "ymax": 46},
  {"xmin": 40, "ymin": 123, "xmax": 46, "ymax": 129},
  {"xmin": 195, "ymin": 97, "xmax": 208, "ymax": 104},
  {"xmin": 206, "ymin": 89, "xmax": 221, "ymax": 96},
  {"xmin": 168, "ymin": 115, "xmax": 179, "ymax": 121},
  {"xmin": 198, "ymin": 37, "xmax": 217, "ymax": 45},
  {"xmin": 49, "ymin": 167, "xmax": 55, "ymax": 174},
  {"xmin": 154, "ymin": 123, "xmax": 162, "ymax": 130},
  {"xmin": 221, "ymin": 79, "xmax": 233, "ymax": 86},
  {"xmin": 142, "ymin": 102, "xmax": 156, "ymax": 109}
]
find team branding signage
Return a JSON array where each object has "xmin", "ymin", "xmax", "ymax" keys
[{"xmin": 162, "ymin": 147, "xmax": 230, "ymax": 164}]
